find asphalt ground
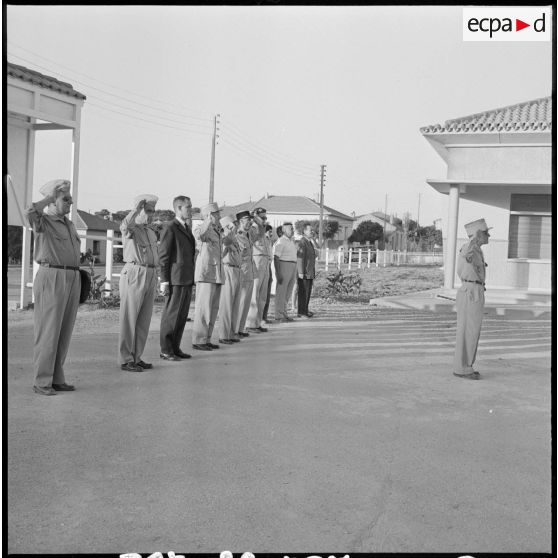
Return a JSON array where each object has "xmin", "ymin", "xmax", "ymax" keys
[{"xmin": 6, "ymin": 303, "xmax": 552, "ymax": 554}]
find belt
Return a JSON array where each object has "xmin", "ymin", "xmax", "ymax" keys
[
  {"xmin": 40, "ymin": 263, "xmax": 80, "ymax": 271},
  {"xmin": 225, "ymin": 263, "xmax": 239, "ymax": 268},
  {"xmin": 129, "ymin": 262, "xmax": 157, "ymax": 269},
  {"xmin": 462, "ymin": 279, "xmax": 485, "ymax": 286}
]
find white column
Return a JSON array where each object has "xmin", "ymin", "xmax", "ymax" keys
[
  {"xmin": 105, "ymin": 229, "xmax": 114, "ymax": 296},
  {"xmin": 70, "ymin": 111, "xmax": 82, "ymax": 223},
  {"xmin": 444, "ymin": 184, "xmax": 461, "ymax": 289}
]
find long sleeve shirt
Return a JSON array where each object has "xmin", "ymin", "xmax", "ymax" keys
[
  {"xmin": 120, "ymin": 209, "xmax": 159, "ymax": 266},
  {"xmin": 25, "ymin": 204, "xmax": 81, "ymax": 266}
]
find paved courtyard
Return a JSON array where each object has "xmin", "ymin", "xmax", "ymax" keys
[{"xmin": 7, "ymin": 304, "xmax": 552, "ymax": 554}]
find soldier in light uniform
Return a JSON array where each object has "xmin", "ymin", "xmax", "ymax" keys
[
  {"xmin": 234, "ymin": 210, "xmax": 266, "ymax": 337},
  {"xmin": 118, "ymin": 194, "xmax": 160, "ymax": 372},
  {"xmin": 218, "ymin": 215, "xmax": 242, "ymax": 344},
  {"xmin": 26, "ymin": 179, "xmax": 81, "ymax": 395},
  {"xmin": 192, "ymin": 202, "xmax": 224, "ymax": 350},
  {"xmin": 246, "ymin": 207, "xmax": 271, "ymax": 333},
  {"xmin": 453, "ymin": 218, "xmax": 491, "ymax": 380}
]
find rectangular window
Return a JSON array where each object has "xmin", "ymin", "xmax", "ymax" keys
[
  {"xmin": 508, "ymin": 194, "xmax": 551, "ymax": 259},
  {"xmin": 92, "ymin": 240, "xmax": 100, "ymax": 255}
]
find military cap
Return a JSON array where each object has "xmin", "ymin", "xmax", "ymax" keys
[
  {"xmin": 464, "ymin": 218, "xmax": 492, "ymax": 238},
  {"xmin": 236, "ymin": 210, "xmax": 251, "ymax": 220},
  {"xmin": 39, "ymin": 179, "xmax": 71, "ymax": 198},
  {"xmin": 253, "ymin": 206, "xmax": 267, "ymax": 216},
  {"xmin": 201, "ymin": 202, "xmax": 220, "ymax": 217},
  {"xmin": 282, "ymin": 221, "xmax": 293, "ymax": 227},
  {"xmin": 220, "ymin": 215, "xmax": 235, "ymax": 228},
  {"xmin": 133, "ymin": 194, "xmax": 158, "ymax": 208}
]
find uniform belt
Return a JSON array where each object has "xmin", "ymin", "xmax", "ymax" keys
[
  {"xmin": 462, "ymin": 279, "xmax": 485, "ymax": 286},
  {"xmin": 225, "ymin": 263, "xmax": 239, "ymax": 267},
  {"xmin": 279, "ymin": 260, "xmax": 297, "ymax": 263},
  {"xmin": 40, "ymin": 263, "xmax": 79, "ymax": 271},
  {"xmin": 129, "ymin": 262, "xmax": 157, "ymax": 269}
]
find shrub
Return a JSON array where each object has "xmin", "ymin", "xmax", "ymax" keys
[{"xmin": 318, "ymin": 270, "xmax": 362, "ymax": 301}]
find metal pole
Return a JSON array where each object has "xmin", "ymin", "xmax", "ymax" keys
[
  {"xmin": 319, "ymin": 164, "xmax": 326, "ymax": 250},
  {"xmin": 383, "ymin": 193, "xmax": 388, "ymax": 249},
  {"xmin": 209, "ymin": 114, "xmax": 219, "ymax": 203}
]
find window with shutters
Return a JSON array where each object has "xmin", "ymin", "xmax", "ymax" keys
[{"xmin": 508, "ymin": 194, "xmax": 551, "ymax": 260}]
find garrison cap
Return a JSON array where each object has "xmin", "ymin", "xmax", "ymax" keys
[
  {"xmin": 220, "ymin": 215, "xmax": 235, "ymax": 228},
  {"xmin": 133, "ymin": 194, "xmax": 158, "ymax": 208},
  {"xmin": 201, "ymin": 202, "xmax": 220, "ymax": 217},
  {"xmin": 464, "ymin": 218, "xmax": 492, "ymax": 237},
  {"xmin": 39, "ymin": 179, "xmax": 71, "ymax": 198}
]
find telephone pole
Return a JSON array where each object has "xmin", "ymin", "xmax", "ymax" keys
[
  {"xmin": 383, "ymin": 193, "xmax": 388, "ymax": 248},
  {"xmin": 318, "ymin": 164, "xmax": 327, "ymax": 249},
  {"xmin": 208, "ymin": 114, "xmax": 220, "ymax": 203}
]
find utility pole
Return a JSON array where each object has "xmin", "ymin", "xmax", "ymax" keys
[
  {"xmin": 416, "ymin": 193, "xmax": 421, "ymax": 246},
  {"xmin": 208, "ymin": 114, "xmax": 220, "ymax": 203},
  {"xmin": 318, "ymin": 164, "xmax": 326, "ymax": 249},
  {"xmin": 383, "ymin": 193, "xmax": 388, "ymax": 248}
]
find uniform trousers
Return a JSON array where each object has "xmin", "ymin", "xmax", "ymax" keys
[
  {"xmin": 118, "ymin": 263, "xmax": 157, "ymax": 364},
  {"xmin": 453, "ymin": 283, "xmax": 485, "ymax": 373},
  {"xmin": 160, "ymin": 284, "xmax": 193, "ymax": 355},
  {"xmin": 33, "ymin": 267, "xmax": 80, "ymax": 388},
  {"xmin": 297, "ymin": 277, "xmax": 314, "ymax": 315},
  {"xmin": 236, "ymin": 279, "xmax": 254, "ymax": 334},
  {"xmin": 192, "ymin": 282, "xmax": 222, "ymax": 344},
  {"xmin": 262, "ymin": 263, "xmax": 273, "ymax": 321},
  {"xmin": 246, "ymin": 256, "xmax": 270, "ymax": 328},
  {"xmin": 219, "ymin": 265, "xmax": 241, "ymax": 340},
  {"xmin": 274, "ymin": 261, "xmax": 297, "ymax": 319}
]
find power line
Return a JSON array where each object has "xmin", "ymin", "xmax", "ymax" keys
[{"xmin": 8, "ymin": 41, "xmax": 213, "ymax": 122}]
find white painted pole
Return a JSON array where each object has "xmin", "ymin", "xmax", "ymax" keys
[
  {"xmin": 105, "ymin": 229, "xmax": 114, "ymax": 296},
  {"xmin": 337, "ymin": 248, "xmax": 342, "ymax": 268},
  {"xmin": 357, "ymin": 248, "xmax": 362, "ymax": 269},
  {"xmin": 324, "ymin": 247, "xmax": 329, "ymax": 271},
  {"xmin": 444, "ymin": 184, "xmax": 461, "ymax": 289},
  {"xmin": 367, "ymin": 248, "xmax": 371, "ymax": 268},
  {"xmin": 348, "ymin": 248, "xmax": 352, "ymax": 270}
]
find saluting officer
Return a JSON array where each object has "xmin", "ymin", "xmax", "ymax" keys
[
  {"xmin": 26, "ymin": 179, "xmax": 81, "ymax": 395},
  {"xmin": 118, "ymin": 194, "xmax": 159, "ymax": 372},
  {"xmin": 246, "ymin": 207, "xmax": 271, "ymax": 333},
  {"xmin": 218, "ymin": 215, "xmax": 242, "ymax": 344},
  {"xmin": 192, "ymin": 202, "xmax": 224, "ymax": 351},
  {"xmin": 453, "ymin": 218, "xmax": 491, "ymax": 380}
]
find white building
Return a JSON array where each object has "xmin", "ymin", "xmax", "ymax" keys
[{"xmin": 421, "ymin": 96, "xmax": 552, "ymax": 295}]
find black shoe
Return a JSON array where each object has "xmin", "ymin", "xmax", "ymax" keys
[
  {"xmin": 193, "ymin": 344, "xmax": 212, "ymax": 351},
  {"xmin": 453, "ymin": 372, "xmax": 480, "ymax": 380},
  {"xmin": 230, "ymin": 338, "xmax": 241, "ymax": 343},
  {"xmin": 246, "ymin": 327, "xmax": 263, "ymax": 334},
  {"xmin": 238, "ymin": 331, "xmax": 250, "ymax": 337},
  {"xmin": 121, "ymin": 362, "xmax": 144, "ymax": 372},
  {"xmin": 175, "ymin": 350, "xmax": 192, "ymax": 359},
  {"xmin": 33, "ymin": 385, "xmax": 57, "ymax": 395},
  {"xmin": 206, "ymin": 342, "xmax": 220, "ymax": 349},
  {"xmin": 160, "ymin": 352, "xmax": 181, "ymax": 361},
  {"xmin": 257, "ymin": 326, "xmax": 268, "ymax": 332},
  {"xmin": 219, "ymin": 339, "xmax": 234, "ymax": 345},
  {"xmin": 136, "ymin": 360, "xmax": 153, "ymax": 369},
  {"xmin": 52, "ymin": 383, "xmax": 76, "ymax": 391}
]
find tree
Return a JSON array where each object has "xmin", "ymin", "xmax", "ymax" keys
[
  {"xmin": 347, "ymin": 220, "xmax": 383, "ymax": 244},
  {"xmin": 294, "ymin": 219, "xmax": 339, "ymax": 239}
]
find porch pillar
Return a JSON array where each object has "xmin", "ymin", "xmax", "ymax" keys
[{"xmin": 444, "ymin": 184, "xmax": 461, "ymax": 289}]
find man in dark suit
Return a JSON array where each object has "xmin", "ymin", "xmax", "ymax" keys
[
  {"xmin": 296, "ymin": 223, "xmax": 317, "ymax": 318},
  {"xmin": 158, "ymin": 196, "xmax": 196, "ymax": 360}
]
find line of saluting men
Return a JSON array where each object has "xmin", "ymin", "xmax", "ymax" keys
[{"xmin": 26, "ymin": 180, "xmax": 318, "ymax": 395}]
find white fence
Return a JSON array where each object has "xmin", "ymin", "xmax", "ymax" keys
[{"xmin": 321, "ymin": 247, "xmax": 443, "ymax": 270}]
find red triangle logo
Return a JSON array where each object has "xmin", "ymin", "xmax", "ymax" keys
[{"xmin": 516, "ymin": 19, "xmax": 530, "ymax": 31}]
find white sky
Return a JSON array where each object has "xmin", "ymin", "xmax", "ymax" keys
[{"xmin": 6, "ymin": 5, "xmax": 553, "ymax": 226}]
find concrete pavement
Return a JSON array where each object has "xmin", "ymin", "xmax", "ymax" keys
[{"xmin": 7, "ymin": 304, "xmax": 552, "ymax": 553}]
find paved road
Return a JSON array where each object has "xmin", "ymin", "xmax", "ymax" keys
[{"xmin": 7, "ymin": 306, "xmax": 551, "ymax": 554}]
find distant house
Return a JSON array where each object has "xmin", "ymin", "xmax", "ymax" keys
[
  {"xmin": 75, "ymin": 210, "xmax": 121, "ymax": 264},
  {"xmin": 421, "ymin": 96, "xmax": 551, "ymax": 293},
  {"xmin": 217, "ymin": 195, "xmax": 355, "ymax": 242},
  {"xmin": 353, "ymin": 211, "xmax": 401, "ymax": 235}
]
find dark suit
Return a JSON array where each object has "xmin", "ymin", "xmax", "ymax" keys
[
  {"xmin": 158, "ymin": 219, "xmax": 196, "ymax": 355},
  {"xmin": 296, "ymin": 236, "xmax": 316, "ymax": 316}
]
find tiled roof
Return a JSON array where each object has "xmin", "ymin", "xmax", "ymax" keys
[
  {"xmin": 7, "ymin": 62, "xmax": 86, "ymax": 100},
  {"xmin": 76, "ymin": 210, "xmax": 119, "ymax": 231},
  {"xmin": 420, "ymin": 96, "xmax": 551, "ymax": 134},
  {"xmin": 221, "ymin": 195, "xmax": 354, "ymax": 221}
]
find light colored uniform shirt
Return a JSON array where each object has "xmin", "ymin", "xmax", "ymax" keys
[
  {"xmin": 252, "ymin": 223, "xmax": 271, "ymax": 258},
  {"xmin": 457, "ymin": 241, "xmax": 486, "ymax": 284},
  {"xmin": 121, "ymin": 210, "xmax": 159, "ymax": 266},
  {"xmin": 273, "ymin": 236, "xmax": 297, "ymax": 262},
  {"xmin": 222, "ymin": 230, "xmax": 242, "ymax": 267},
  {"xmin": 26, "ymin": 204, "xmax": 81, "ymax": 266}
]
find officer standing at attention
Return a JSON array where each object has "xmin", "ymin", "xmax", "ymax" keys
[
  {"xmin": 453, "ymin": 218, "xmax": 491, "ymax": 380},
  {"xmin": 26, "ymin": 179, "xmax": 81, "ymax": 395},
  {"xmin": 273, "ymin": 222, "xmax": 298, "ymax": 322},
  {"xmin": 158, "ymin": 195, "xmax": 196, "ymax": 361},
  {"xmin": 246, "ymin": 207, "xmax": 270, "ymax": 334},
  {"xmin": 118, "ymin": 194, "xmax": 160, "ymax": 372},
  {"xmin": 192, "ymin": 202, "xmax": 224, "ymax": 351},
  {"xmin": 261, "ymin": 224, "xmax": 275, "ymax": 325},
  {"xmin": 218, "ymin": 215, "xmax": 242, "ymax": 344}
]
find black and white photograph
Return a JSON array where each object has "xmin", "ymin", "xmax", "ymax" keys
[{"xmin": 5, "ymin": 4, "xmax": 553, "ymax": 555}]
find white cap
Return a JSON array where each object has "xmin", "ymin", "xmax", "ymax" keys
[
  {"xmin": 201, "ymin": 202, "xmax": 220, "ymax": 217},
  {"xmin": 133, "ymin": 194, "xmax": 158, "ymax": 208},
  {"xmin": 464, "ymin": 218, "xmax": 492, "ymax": 237},
  {"xmin": 220, "ymin": 215, "xmax": 235, "ymax": 227},
  {"xmin": 39, "ymin": 179, "xmax": 71, "ymax": 198}
]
